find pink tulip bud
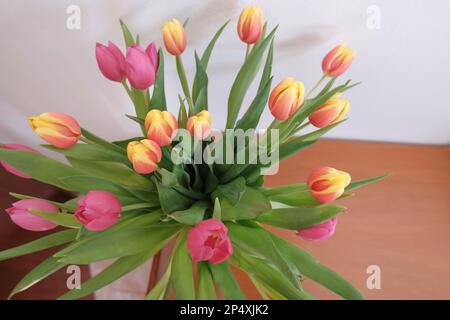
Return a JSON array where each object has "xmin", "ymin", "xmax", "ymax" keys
[
  {"xmin": 146, "ymin": 42, "xmax": 159, "ymax": 71},
  {"xmin": 269, "ymin": 77, "xmax": 305, "ymax": 121},
  {"xmin": 0, "ymin": 144, "xmax": 39, "ymax": 179},
  {"xmin": 28, "ymin": 112, "xmax": 81, "ymax": 149},
  {"xmin": 187, "ymin": 219, "xmax": 233, "ymax": 265},
  {"xmin": 6, "ymin": 199, "xmax": 60, "ymax": 231},
  {"xmin": 307, "ymin": 167, "xmax": 351, "ymax": 203},
  {"xmin": 127, "ymin": 139, "xmax": 162, "ymax": 174},
  {"xmin": 125, "ymin": 44, "xmax": 157, "ymax": 90},
  {"xmin": 322, "ymin": 44, "xmax": 356, "ymax": 77},
  {"xmin": 145, "ymin": 110, "xmax": 178, "ymax": 147},
  {"xmin": 95, "ymin": 41, "xmax": 126, "ymax": 82},
  {"xmin": 297, "ymin": 217, "xmax": 338, "ymax": 242},
  {"xmin": 186, "ymin": 110, "xmax": 212, "ymax": 140},
  {"xmin": 309, "ymin": 95, "xmax": 350, "ymax": 128},
  {"xmin": 74, "ymin": 191, "xmax": 121, "ymax": 231},
  {"xmin": 237, "ymin": 6, "xmax": 264, "ymax": 44}
]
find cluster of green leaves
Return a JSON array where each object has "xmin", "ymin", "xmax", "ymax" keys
[{"xmin": 0, "ymin": 19, "xmax": 388, "ymax": 300}]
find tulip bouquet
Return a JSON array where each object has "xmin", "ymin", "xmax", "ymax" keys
[{"xmin": 0, "ymin": 6, "xmax": 385, "ymax": 300}]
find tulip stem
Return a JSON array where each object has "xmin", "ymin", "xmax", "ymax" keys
[
  {"xmin": 245, "ymin": 44, "xmax": 251, "ymax": 60},
  {"xmin": 305, "ymin": 74, "xmax": 327, "ymax": 99},
  {"xmin": 121, "ymin": 80, "xmax": 134, "ymax": 102},
  {"xmin": 175, "ymin": 56, "xmax": 194, "ymax": 115},
  {"xmin": 79, "ymin": 137, "xmax": 90, "ymax": 144}
]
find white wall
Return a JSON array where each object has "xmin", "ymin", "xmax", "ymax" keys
[{"xmin": 1, "ymin": 0, "xmax": 449, "ymax": 146}]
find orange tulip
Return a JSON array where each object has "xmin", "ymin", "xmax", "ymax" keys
[
  {"xmin": 309, "ymin": 95, "xmax": 349, "ymax": 128},
  {"xmin": 127, "ymin": 139, "xmax": 162, "ymax": 174},
  {"xmin": 322, "ymin": 44, "xmax": 355, "ymax": 77},
  {"xmin": 162, "ymin": 18, "xmax": 186, "ymax": 56},
  {"xmin": 187, "ymin": 110, "xmax": 212, "ymax": 140},
  {"xmin": 307, "ymin": 167, "xmax": 351, "ymax": 203},
  {"xmin": 145, "ymin": 110, "xmax": 178, "ymax": 147},
  {"xmin": 237, "ymin": 6, "xmax": 263, "ymax": 44},
  {"xmin": 28, "ymin": 112, "xmax": 80, "ymax": 149},
  {"xmin": 269, "ymin": 78, "xmax": 305, "ymax": 120}
]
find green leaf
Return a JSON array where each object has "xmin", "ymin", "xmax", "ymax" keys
[
  {"xmin": 177, "ymin": 95, "xmax": 188, "ymax": 129},
  {"xmin": 212, "ymin": 198, "xmax": 221, "ymax": 220},
  {"xmin": 30, "ymin": 210, "xmax": 82, "ymax": 229},
  {"xmin": 58, "ymin": 251, "xmax": 154, "ymax": 300},
  {"xmin": 230, "ymin": 248, "xmax": 315, "ymax": 300},
  {"xmin": 171, "ymin": 231, "xmax": 195, "ymax": 299},
  {"xmin": 0, "ymin": 229, "xmax": 78, "ymax": 262},
  {"xmin": 262, "ymin": 183, "xmax": 307, "ymax": 197},
  {"xmin": 279, "ymin": 139, "xmax": 317, "ymax": 162},
  {"xmin": 235, "ymin": 77, "xmax": 272, "ymax": 130},
  {"xmin": 257, "ymin": 39, "xmax": 274, "ymax": 93},
  {"xmin": 168, "ymin": 200, "xmax": 208, "ymax": 225},
  {"xmin": 131, "ymin": 88, "xmax": 148, "ymax": 120},
  {"xmin": 200, "ymin": 20, "xmax": 230, "ymax": 67},
  {"xmin": 192, "ymin": 53, "xmax": 208, "ymax": 113},
  {"xmin": 9, "ymin": 192, "xmax": 76, "ymax": 211},
  {"xmin": 256, "ymin": 205, "xmax": 345, "ymax": 230},
  {"xmin": 226, "ymin": 26, "xmax": 278, "ymax": 128},
  {"xmin": 150, "ymin": 49, "xmax": 167, "ymax": 110},
  {"xmin": 42, "ymin": 144, "xmax": 128, "ymax": 163},
  {"xmin": 197, "ymin": 262, "xmax": 217, "ymax": 299},
  {"xmin": 214, "ymin": 186, "xmax": 271, "ymax": 220},
  {"xmin": 112, "ymin": 137, "xmax": 144, "ymax": 149},
  {"xmin": 81, "ymin": 128, "xmax": 128, "ymax": 155},
  {"xmin": 215, "ymin": 176, "xmax": 246, "ymax": 205},
  {"xmin": 0, "ymin": 149, "xmax": 82, "ymax": 191},
  {"xmin": 119, "ymin": 19, "xmax": 136, "ymax": 48},
  {"xmin": 227, "ymin": 222, "xmax": 300, "ymax": 289},
  {"xmin": 346, "ymin": 174, "xmax": 389, "ymax": 192},
  {"xmin": 154, "ymin": 179, "xmax": 195, "ymax": 215},
  {"xmin": 270, "ymin": 233, "xmax": 363, "ymax": 299},
  {"xmin": 9, "ymin": 256, "xmax": 65, "ymax": 299},
  {"xmin": 209, "ymin": 262, "xmax": 246, "ymax": 300},
  {"xmin": 146, "ymin": 261, "xmax": 172, "ymax": 300},
  {"xmin": 125, "ymin": 114, "xmax": 145, "ymax": 126},
  {"xmin": 57, "ymin": 222, "xmax": 181, "ymax": 264},
  {"xmin": 294, "ymin": 120, "xmax": 346, "ymax": 141},
  {"xmin": 67, "ymin": 157, "xmax": 156, "ymax": 192}
]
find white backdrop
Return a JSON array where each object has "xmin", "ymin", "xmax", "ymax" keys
[{"xmin": 1, "ymin": 0, "xmax": 449, "ymax": 146}]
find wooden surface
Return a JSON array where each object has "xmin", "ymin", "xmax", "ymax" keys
[
  {"xmin": 234, "ymin": 139, "xmax": 450, "ymax": 300},
  {"xmin": 0, "ymin": 139, "xmax": 449, "ymax": 299}
]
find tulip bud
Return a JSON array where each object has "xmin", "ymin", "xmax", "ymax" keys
[
  {"xmin": 162, "ymin": 18, "xmax": 186, "ymax": 56},
  {"xmin": 6, "ymin": 199, "xmax": 60, "ymax": 231},
  {"xmin": 307, "ymin": 167, "xmax": 351, "ymax": 203},
  {"xmin": 145, "ymin": 110, "xmax": 178, "ymax": 147},
  {"xmin": 269, "ymin": 77, "xmax": 305, "ymax": 120},
  {"xmin": 0, "ymin": 144, "xmax": 39, "ymax": 179},
  {"xmin": 95, "ymin": 41, "xmax": 126, "ymax": 82},
  {"xmin": 146, "ymin": 42, "xmax": 159, "ymax": 71},
  {"xmin": 28, "ymin": 112, "xmax": 81, "ymax": 149},
  {"xmin": 187, "ymin": 219, "xmax": 233, "ymax": 265},
  {"xmin": 297, "ymin": 217, "xmax": 338, "ymax": 242},
  {"xmin": 127, "ymin": 139, "xmax": 162, "ymax": 174},
  {"xmin": 125, "ymin": 44, "xmax": 157, "ymax": 90},
  {"xmin": 322, "ymin": 44, "xmax": 356, "ymax": 77},
  {"xmin": 186, "ymin": 110, "xmax": 212, "ymax": 140},
  {"xmin": 309, "ymin": 96, "xmax": 350, "ymax": 128},
  {"xmin": 74, "ymin": 191, "xmax": 121, "ymax": 231},
  {"xmin": 237, "ymin": 6, "xmax": 263, "ymax": 44}
]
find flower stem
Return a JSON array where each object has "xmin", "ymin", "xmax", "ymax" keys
[
  {"xmin": 305, "ymin": 74, "xmax": 327, "ymax": 100},
  {"xmin": 175, "ymin": 56, "xmax": 194, "ymax": 115},
  {"xmin": 245, "ymin": 44, "xmax": 251, "ymax": 60}
]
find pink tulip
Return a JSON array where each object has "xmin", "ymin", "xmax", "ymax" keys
[
  {"xmin": 0, "ymin": 144, "xmax": 39, "ymax": 178},
  {"xmin": 95, "ymin": 41, "xmax": 126, "ymax": 82},
  {"xmin": 187, "ymin": 219, "xmax": 233, "ymax": 265},
  {"xmin": 125, "ymin": 44, "xmax": 157, "ymax": 90},
  {"xmin": 6, "ymin": 199, "xmax": 60, "ymax": 231},
  {"xmin": 297, "ymin": 217, "xmax": 338, "ymax": 242},
  {"xmin": 74, "ymin": 191, "xmax": 121, "ymax": 231}
]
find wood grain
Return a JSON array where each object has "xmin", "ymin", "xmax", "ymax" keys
[{"xmin": 233, "ymin": 139, "xmax": 450, "ymax": 299}]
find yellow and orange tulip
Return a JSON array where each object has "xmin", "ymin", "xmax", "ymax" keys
[
  {"xmin": 307, "ymin": 167, "xmax": 351, "ymax": 203},
  {"xmin": 28, "ymin": 112, "xmax": 81, "ymax": 149},
  {"xmin": 237, "ymin": 6, "xmax": 263, "ymax": 44},
  {"xmin": 127, "ymin": 139, "xmax": 162, "ymax": 174},
  {"xmin": 269, "ymin": 77, "xmax": 305, "ymax": 120},
  {"xmin": 322, "ymin": 44, "xmax": 355, "ymax": 77},
  {"xmin": 145, "ymin": 110, "xmax": 178, "ymax": 147},
  {"xmin": 309, "ymin": 95, "xmax": 349, "ymax": 128},
  {"xmin": 187, "ymin": 110, "xmax": 212, "ymax": 140},
  {"xmin": 162, "ymin": 18, "xmax": 186, "ymax": 56}
]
